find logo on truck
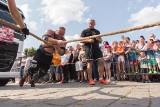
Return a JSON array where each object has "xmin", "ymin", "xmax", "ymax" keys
[{"xmin": 0, "ymin": 26, "xmax": 14, "ymax": 42}]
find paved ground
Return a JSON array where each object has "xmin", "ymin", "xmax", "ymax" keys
[{"xmin": 0, "ymin": 81, "xmax": 160, "ymax": 107}]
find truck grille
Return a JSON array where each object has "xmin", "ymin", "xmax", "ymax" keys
[{"xmin": 0, "ymin": 41, "xmax": 18, "ymax": 72}]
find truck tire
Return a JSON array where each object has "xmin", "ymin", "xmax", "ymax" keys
[{"xmin": 0, "ymin": 79, "xmax": 9, "ymax": 86}]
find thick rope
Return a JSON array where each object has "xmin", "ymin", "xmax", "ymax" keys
[
  {"xmin": 1, "ymin": 19, "xmax": 160, "ymax": 44},
  {"xmin": 67, "ymin": 22, "xmax": 160, "ymax": 43},
  {"xmin": 0, "ymin": 19, "xmax": 55, "ymax": 46}
]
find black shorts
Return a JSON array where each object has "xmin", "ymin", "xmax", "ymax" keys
[
  {"xmin": 33, "ymin": 48, "xmax": 53, "ymax": 71},
  {"xmin": 85, "ymin": 47, "xmax": 103, "ymax": 60}
]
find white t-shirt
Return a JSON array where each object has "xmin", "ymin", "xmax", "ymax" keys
[
  {"xmin": 24, "ymin": 57, "xmax": 33, "ymax": 69},
  {"xmin": 103, "ymin": 50, "xmax": 112, "ymax": 60},
  {"xmin": 137, "ymin": 43, "xmax": 147, "ymax": 51},
  {"xmin": 21, "ymin": 58, "xmax": 26, "ymax": 66},
  {"xmin": 61, "ymin": 53, "xmax": 71, "ymax": 65}
]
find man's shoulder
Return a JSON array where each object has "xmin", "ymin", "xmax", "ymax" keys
[
  {"xmin": 93, "ymin": 28, "xmax": 100, "ymax": 32},
  {"xmin": 83, "ymin": 28, "xmax": 94, "ymax": 32},
  {"xmin": 44, "ymin": 29, "xmax": 56, "ymax": 37}
]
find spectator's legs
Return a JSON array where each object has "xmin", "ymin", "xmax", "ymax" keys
[
  {"xmin": 80, "ymin": 71, "xmax": 84, "ymax": 82},
  {"xmin": 19, "ymin": 66, "xmax": 24, "ymax": 79},
  {"xmin": 104, "ymin": 64, "xmax": 108, "ymax": 80},
  {"xmin": 117, "ymin": 61, "xmax": 120, "ymax": 81},
  {"xmin": 148, "ymin": 65, "xmax": 152, "ymax": 74},
  {"xmin": 130, "ymin": 62, "xmax": 134, "ymax": 73},
  {"xmin": 77, "ymin": 71, "xmax": 80, "ymax": 81},
  {"xmin": 83, "ymin": 69, "xmax": 88, "ymax": 81},
  {"xmin": 158, "ymin": 62, "xmax": 160, "ymax": 71},
  {"xmin": 134, "ymin": 61, "xmax": 138, "ymax": 73},
  {"xmin": 107, "ymin": 64, "xmax": 111, "ymax": 82}
]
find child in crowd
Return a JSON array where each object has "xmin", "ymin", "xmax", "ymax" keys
[
  {"xmin": 78, "ymin": 45, "xmax": 88, "ymax": 82},
  {"xmin": 112, "ymin": 41, "xmax": 119, "ymax": 80},
  {"xmin": 24, "ymin": 54, "xmax": 33, "ymax": 84},
  {"xmin": 146, "ymin": 42, "xmax": 157, "ymax": 74},
  {"xmin": 75, "ymin": 56, "xmax": 83, "ymax": 82},
  {"xmin": 61, "ymin": 50, "xmax": 71, "ymax": 83},
  {"xmin": 138, "ymin": 52, "xmax": 149, "ymax": 83},
  {"xmin": 126, "ymin": 41, "xmax": 138, "ymax": 74},
  {"xmin": 103, "ymin": 45, "xmax": 112, "ymax": 83},
  {"xmin": 154, "ymin": 39, "xmax": 160, "ymax": 71},
  {"xmin": 49, "ymin": 53, "xmax": 61, "ymax": 83},
  {"xmin": 116, "ymin": 41, "xmax": 125, "ymax": 80}
]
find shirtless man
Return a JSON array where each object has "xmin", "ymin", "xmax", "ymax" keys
[{"xmin": 19, "ymin": 27, "xmax": 67, "ymax": 87}]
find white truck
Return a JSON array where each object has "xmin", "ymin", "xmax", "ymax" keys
[{"xmin": 0, "ymin": 0, "xmax": 26, "ymax": 86}]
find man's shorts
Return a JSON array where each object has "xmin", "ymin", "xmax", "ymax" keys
[
  {"xmin": 85, "ymin": 47, "xmax": 103, "ymax": 61},
  {"xmin": 32, "ymin": 48, "xmax": 53, "ymax": 72},
  {"xmin": 75, "ymin": 61, "xmax": 83, "ymax": 71}
]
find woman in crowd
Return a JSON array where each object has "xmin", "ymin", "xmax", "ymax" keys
[{"xmin": 103, "ymin": 45, "xmax": 112, "ymax": 83}]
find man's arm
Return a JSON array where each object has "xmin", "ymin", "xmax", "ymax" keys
[
  {"xmin": 50, "ymin": 37, "xmax": 66, "ymax": 55},
  {"xmin": 96, "ymin": 37, "xmax": 102, "ymax": 43},
  {"xmin": 80, "ymin": 30, "xmax": 94, "ymax": 43},
  {"xmin": 7, "ymin": 0, "xmax": 29, "ymax": 35},
  {"xmin": 80, "ymin": 39, "xmax": 94, "ymax": 43},
  {"xmin": 7, "ymin": 0, "xmax": 25, "ymax": 28}
]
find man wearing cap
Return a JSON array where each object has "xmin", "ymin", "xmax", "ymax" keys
[{"xmin": 19, "ymin": 27, "xmax": 67, "ymax": 87}]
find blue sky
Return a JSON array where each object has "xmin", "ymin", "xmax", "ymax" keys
[{"xmin": 16, "ymin": 0, "xmax": 160, "ymax": 50}]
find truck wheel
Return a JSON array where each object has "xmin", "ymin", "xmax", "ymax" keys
[{"xmin": 0, "ymin": 79, "xmax": 9, "ymax": 86}]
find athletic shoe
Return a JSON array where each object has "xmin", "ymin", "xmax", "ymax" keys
[
  {"xmin": 47, "ymin": 80, "xmax": 52, "ymax": 83},
  {"xmin": 71, "ymin": 79, "xmax": 75, "ymax": 82},
  {"xmin": 89, "ymin": 79, "xmax": 95, "ymax": 85},
  {"xmin": 99, "ymin": 79, "xmax": 109, "ymax": 85},
  {"xmin": 30, "ymin": 81, "xmax": 35, "ymax": 87},
  {"xmin": 148, "ymin": 70, "xmax": 152, "ymax": 74},
  {"xmin": 142, "ymin": 79, "xmax": 146, "ymax": 83},
  {"xmin": 153, "ymin": 71, "xmax": 158, "ymax": 74},
  {"xmin": 84, "ymin": 80, "xmax": 88, "ymax": 83},
  {"xmin": 19, "ymin": 78, "xmax": 25, "ymax": 87},
  {"xmin": 76, "ymin": 79, "xmax": 80, "ymax": 82},
  {"xmin": 135, "ymin": 71, "xmax": 138, "ymax": 74},
  {"xmin": 79, "ymin": 79, "xmax": 84, "ymax": 83}
]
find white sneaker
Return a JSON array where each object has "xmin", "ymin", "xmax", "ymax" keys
[
  {"xmin": 71, "ymin": 79, "xmax": 75, "ymax": 82},
  {"xmin": 68, "ymin": 79, "xmax": 72, "ymax": 82},
  {"xmin": 111, "ymin": 77, "xmax": 115, "ymax": 81},
  {"xmin": 108, "ymin": 79, "xmax": 111, "ymax": 83}
]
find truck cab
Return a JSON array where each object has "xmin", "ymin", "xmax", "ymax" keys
[{"xmin": 0, "ymin": 0, "xmax": 26, "ymax": 86}]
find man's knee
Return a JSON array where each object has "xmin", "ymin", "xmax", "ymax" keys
[
  {"xmin": 28, "ymin": 60, "xmax": 38, "ymax": 75},
  {"xmin": 38, "ymin": 68, "xmax": 48, "ymax": 78}
]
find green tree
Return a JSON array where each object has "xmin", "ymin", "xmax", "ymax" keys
[
  {"xmin": 23, "ymin": 47, "xmax": 36, "ymax": 56},
  {"xmin": 23, "ymin": 48, "xmax": 28, "ymax": 56}
]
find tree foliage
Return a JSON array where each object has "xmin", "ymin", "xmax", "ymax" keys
[{"xmin": 23, "ymin": 47, "xmax": 36, "ymax": 56}]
